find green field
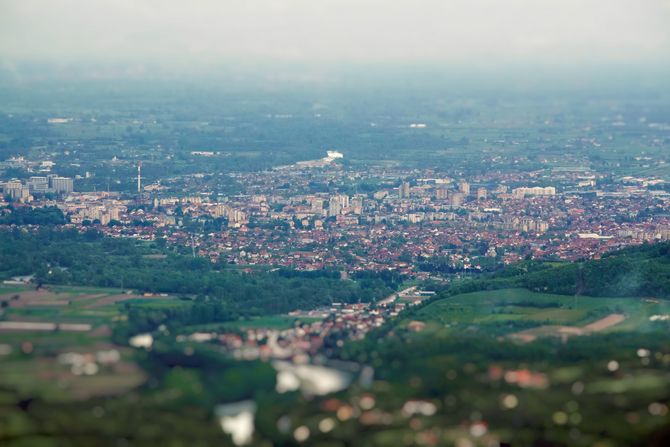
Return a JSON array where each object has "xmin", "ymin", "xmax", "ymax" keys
[
  {"xmin": 0, "ymin": 285, "xmax": 180, "ymax": 403},
  {"xmin": 406, "ymin": 288, "xmax": 670, "ymax": 336},
  {"xmin": 0, "ymin": 285, "xmax": 180, "ymax": 325},
  {"xmin": 0, "ymin": 284, "xmax": 32, "ymax": 295}
]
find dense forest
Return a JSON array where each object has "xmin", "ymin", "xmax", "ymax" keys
[
  {"xmin": 432, "ymin": 242, "xmax": 670, "ymax": 300},
  {"xmin": 0, "ymin": 205, "xmax": 66, "ymax": 226},
  {"xmin": 520, "ymin": 243, "xmax": 670, "ymax": 297}
]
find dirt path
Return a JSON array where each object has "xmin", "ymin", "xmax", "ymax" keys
[
  {"xmin": 582, "ymin": 313, "xmax": 626, "ymax": 332},
  {"xmin": 512, "ymin": 313, "xmax": 627, "ymax": 342},
  {"xmin": 85, "ymin": 294, "xmax": 145, "ymax": 308}
]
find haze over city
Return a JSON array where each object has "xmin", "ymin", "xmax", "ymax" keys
[{"xmin": 1, "ymin": 1, "xmax": 670, "ymax": 447}]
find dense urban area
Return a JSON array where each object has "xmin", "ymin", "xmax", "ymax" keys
[{"xmin": 3, "ymin": 147, "xmax": 669, "ymax": 273}]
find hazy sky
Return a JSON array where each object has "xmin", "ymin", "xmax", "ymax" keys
[{"xmin": 1, "ymin": 0, "xmax": 670, "ymax": 72}]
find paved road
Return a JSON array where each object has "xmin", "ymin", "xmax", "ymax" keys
[{"xmin": 377, "ymin": 286, "xmax": 417, "ymax": 307}]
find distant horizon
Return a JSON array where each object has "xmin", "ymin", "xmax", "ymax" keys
[
  {"xmin": 2, "ymin": 59, "xmax": 670, "ymax": 93},
  {"xmin": 2, "ymin": 0, "xmax": 670, "ymax": 84}
]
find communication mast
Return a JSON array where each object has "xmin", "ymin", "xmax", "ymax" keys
[{"xmin": 137, "ymin": 161, "xmax": 142, "ymax": 194}]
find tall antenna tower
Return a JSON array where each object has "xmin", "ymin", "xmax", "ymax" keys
[
  {"xmin": 137, "ymin": 161, "xmax": 142, "ymax": 194},
  {"xmin": 190, "ymin": 235, "xmax": 196, "ymax": 258}
]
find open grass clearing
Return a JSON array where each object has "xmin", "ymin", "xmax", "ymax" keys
[{"xmin": 408, "ymin": 288, "xmax": 670, "ymax": 336}]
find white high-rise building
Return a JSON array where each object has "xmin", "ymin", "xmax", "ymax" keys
[
  {"xmin": 51, "ymin": 177, "xmax": 74, "ymax": 194},
  {"xmin": 512, "ymin": 186, "xmax": 556, "ymax": 199},
  {"xmin": 399, "ymin": 181, "xmax": 411, "ymax": 199},
  {"xmin": 328, "ymin": 194, "xmax": 349, "ymax": 217}
]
